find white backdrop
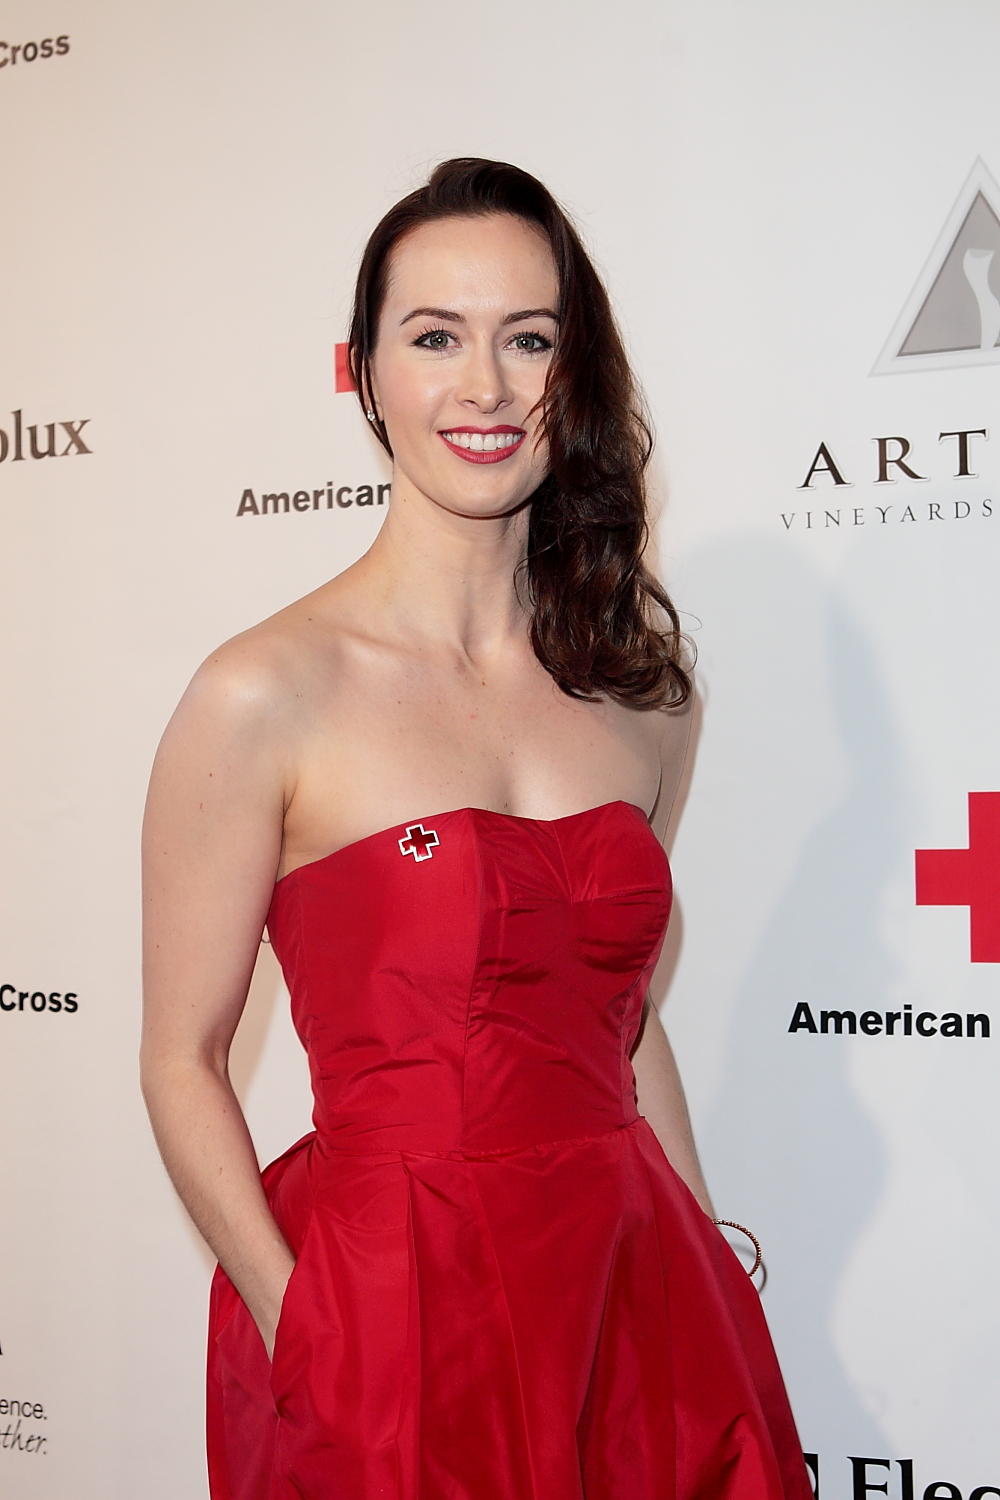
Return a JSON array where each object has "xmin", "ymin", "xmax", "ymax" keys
[{"xmin": 2, "ymin": 3, "xmax": 998, "ymax": 1496}]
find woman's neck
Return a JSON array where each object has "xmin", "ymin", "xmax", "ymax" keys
[{"xmin": 352, "ymin": 471, "xmax": 532, "ymax": 664}]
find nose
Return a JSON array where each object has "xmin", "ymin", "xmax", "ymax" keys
[{"xmin": 456, "ymin": 335, "xmax": 512, "ymax": 414}]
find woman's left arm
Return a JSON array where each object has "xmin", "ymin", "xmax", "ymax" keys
[
  {"xmin": 630, "ymin": 689, "xmax": 714, "ymax": 1218},
  {"xmin": 631, "ymin": 999, "xmax": 715, "ymax": 1218}
]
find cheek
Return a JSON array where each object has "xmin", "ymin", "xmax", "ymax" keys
[
  {"xmin": 527, "ymin": 425, "xmax": 550, "ymax": 474},
  {"xmin": 377, "ymin": 359, "xmax": 446, "ymax": 436}
]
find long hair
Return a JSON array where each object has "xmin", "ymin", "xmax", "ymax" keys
[{"xmin": 348, "ymin": 158, "xmax": 691, "ymax": 709}]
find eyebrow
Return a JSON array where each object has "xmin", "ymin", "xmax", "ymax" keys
[{"xmin": 398, "ymin": 305, "xmax": 560, "ymax": 327}]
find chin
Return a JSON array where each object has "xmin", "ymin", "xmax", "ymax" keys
[
  {"xmin": 443, "ymin": 487, "xmax": 532, "ymax": 521},
  {"xmin": 453, "ymin": 468, "xmax": 538, "ymax": 507},
  {"xmin": 414, "ymin": 463, "xmax": 537, "ymax": 518}
]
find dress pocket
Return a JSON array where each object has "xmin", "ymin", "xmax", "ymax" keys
[{"xmin": 268, "ymin": 1200, "xmax": 320, "ymax": 1406}]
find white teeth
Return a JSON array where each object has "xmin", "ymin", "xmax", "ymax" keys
[{"xmin": 442, "ymin": 430, "xmax": 523, "ymax": 450}]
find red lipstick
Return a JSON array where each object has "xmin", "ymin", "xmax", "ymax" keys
[{"xmin": 438, "ymin": 425, "xmax": 526, "ymax": 465}]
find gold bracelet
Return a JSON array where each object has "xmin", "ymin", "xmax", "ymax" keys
[{"xmin": 712, "ymin": 1220, "xmax": 763, "ymax": 1278}]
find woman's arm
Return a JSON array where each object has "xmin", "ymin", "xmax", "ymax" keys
[
  {"xmin": 140, "ymin": 644, "xmax": 296, "ymax": 1357},
  {"xmin": 631, "ymin": 691, "xmax": 714, "ymax": 1217},
  {"xmin": 631, "ymin": 998, "xmax": 715, "ymax": 1218}
]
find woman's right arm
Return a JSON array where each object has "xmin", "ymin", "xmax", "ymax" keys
[{"xmin": 140, "ymin": 644, "xmax": 297, "ymax": 1357}]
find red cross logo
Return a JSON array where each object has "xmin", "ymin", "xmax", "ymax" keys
[
  {"xmin": 335, "ymin": 342, "xmax": 356, "ymax": 393},
  {"xmin": 398, "ymin": 824, "xmax": 439, "ymax": 863},
  {"xmin": 915, "ymin": 792, "xmax": 1000, "ymax": 961}
]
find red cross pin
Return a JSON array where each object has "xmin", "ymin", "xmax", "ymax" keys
[
  {"xmin": 398, "ymin": 824, "xmax": 440, "ymax": 862},
  {"xmin": 915, "ymin": 792, "xmax": 1000, "ymax": 962}
]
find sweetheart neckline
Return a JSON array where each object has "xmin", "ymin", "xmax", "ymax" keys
[{"xmin": 274, "ymin": 799, "xmax": 651, "ymax": 888}]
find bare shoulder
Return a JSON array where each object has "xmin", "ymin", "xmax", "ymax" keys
[
  {"xmin": 160, "ymin": 621, "xmax": 304, "ymax": 766},
  {"xmin": 142, "ymin": 578, "xmax": 372, "ymax": 890},
  {"xmin": 159, "ymin": 573, "xmax": 365, "ymax": 763}
]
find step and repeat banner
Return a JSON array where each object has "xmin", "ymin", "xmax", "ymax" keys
[{"xmin": 2, "ymin": 2, "xmax": 998, "ymax": 1496}]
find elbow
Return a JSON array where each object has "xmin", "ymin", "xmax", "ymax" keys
[{"xmin": 138, "ymin": 1033, "xmax": 229, "ymax": 1115}]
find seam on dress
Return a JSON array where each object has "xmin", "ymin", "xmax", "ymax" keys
[
  {"xmin": 459, "ymin": 811, "xmax": 487, "ymax": 1150},
  {"xmin": 320, "ymin": 1119, "xmax": 642, "ymax": 1162},
  {"xmin": 467, "ymin": 1168, "xmax": 541, "ymax": 1500},
  {"xmin": 295, "ymin": 879, "xmax": 307, "ymax": 1030},
  {"xmin": 632, "ymin": 1129, "xmax": 682, "ymax": 1493},
  {"xmin": 635, "ymin": 1130, "xmax": 679, "ymax": 1295},
  {"xmin": 393, "ymin": 1161, "xmax": 421, "ymax": 1500},
  {"xmin": 550, "ymin": 815, "xmax": 575, "ymax": 901},
  {"xmin": 574, "ymin": 1214, "xmax": 623, "ymax": 1469}
]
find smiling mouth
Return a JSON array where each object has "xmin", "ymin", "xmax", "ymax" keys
[{"xmin": 439, "ymin": 427, "xmax": 525, "ymax": 464}]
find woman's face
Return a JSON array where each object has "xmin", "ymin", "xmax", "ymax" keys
[{"xmin": 370, "ymin": 213, "xmax": 558, "ymax": 521}]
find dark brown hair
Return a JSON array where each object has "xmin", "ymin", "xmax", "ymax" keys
[{"xmin": 348, "ymin": 158, "xmax": 691, "ymax": 709}]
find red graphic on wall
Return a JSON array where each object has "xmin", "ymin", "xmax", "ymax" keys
[
  {"xmin": 335, "ymin": 343, "xmax": 356, "ymax": 393},
  {"xmin": 915, "ymin": 792, "xmax": 1000, "ymax": 961}
]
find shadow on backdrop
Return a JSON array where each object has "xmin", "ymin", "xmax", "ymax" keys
[{"xmin": 681, "ymin": 535, "xmax": 912, "ymax": 1461}]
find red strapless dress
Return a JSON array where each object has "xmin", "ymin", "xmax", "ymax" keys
[{"xmin": 206, "ymin": 801, "xmax": 811, "ymax": 1500}]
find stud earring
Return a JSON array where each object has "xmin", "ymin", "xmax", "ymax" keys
[{"xmin": 366, "ymin": 409, "xmax": 376, "ymax": 422}]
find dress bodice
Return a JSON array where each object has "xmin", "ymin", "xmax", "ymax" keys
[
  {"xmin": 211, "ymin": 798, "xmax": 813, "ymax": 1500},
  {"xmin": 265, "ymin": 800, "xmax": 671, "ymax": 1156}
]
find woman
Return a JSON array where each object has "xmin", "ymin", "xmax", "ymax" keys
[{"xmin": 141, "ymin": 158, "xmax": 811, "ymax": 1500}]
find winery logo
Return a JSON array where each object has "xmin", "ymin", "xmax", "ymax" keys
[
  {"xmin": 874, "ymin": 158, "xmax": 1000, "ymax": 374},
  {"xmin": 782, "ymin": 423, "xmax": 993, "ymax": 532},
  {"xmin": 0, "ymin": 409, "xmax": 91, "ymax": 464},
  {"xmin": 782, "ymin": 164, "xmax": 1000, "ymax": 529}
]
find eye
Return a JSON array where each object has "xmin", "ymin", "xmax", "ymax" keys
[
  {"xmin": 412, "ymin": 328, "xmax": 455, "ymax": 350},
  {"xmin": 508, "ymin": 331, "xmax": 553, "ymax": 354}
]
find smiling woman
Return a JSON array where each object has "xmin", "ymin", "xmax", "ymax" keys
[
  {"xmin": 141, "ymin": 158, "xmax": 812, "ymax": 1500},
  {"xmin": 358, "ymin": 211, "xmax": 558, "ymax": 521},
  {"xmin": 349, "ymin": 158, "xmax": 690, "ymax": 706}
]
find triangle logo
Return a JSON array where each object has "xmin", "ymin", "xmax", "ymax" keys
[{"xmin": 873, "ymin": 159, "xmax": 1000, "ymax": 374}]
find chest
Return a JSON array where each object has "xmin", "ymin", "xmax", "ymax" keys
[
  {"xmin": 280, "ymin": 651, "xmax": 662, "ymax": 872},
  {"xmin": 328, "ymin": 660, "xmax": 655, "ymax": 793}
]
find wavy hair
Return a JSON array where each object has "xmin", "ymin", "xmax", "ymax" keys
[{"xmin": 348, "ymin": 158, "xmax": 691, "ymax": 709}]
